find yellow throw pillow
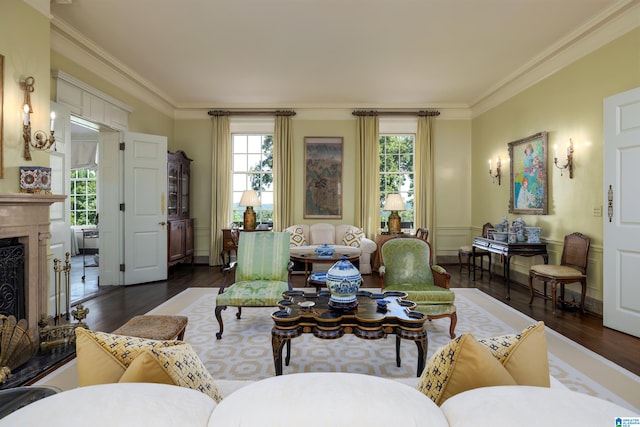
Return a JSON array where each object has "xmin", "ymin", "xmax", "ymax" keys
[
  {"xmin": 417, "ymin": 333, "xmax": 517, "ymax": 405},
  {"xmin": 119, "ymin": 344, "xmax": 223, "ymax": 403},
  {"xmin": 478, "ymin": 321, "xmax": 550, "ymax": 387},
  {"xmin": 342, "ymin": 227, "xmax": 365, "ymax": 247},
  {"xmin": 285, "ymin": 225, "xmax": 307, "ymax": 247},
  {"xmin": 75, "ymin": 327, "xmax": 184, "ymax": 386}
]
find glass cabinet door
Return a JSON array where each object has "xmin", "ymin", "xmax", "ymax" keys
[
  {"xmin": 168, "ymin": 163, "xmax": 179, "ymax": 218},
  {"xmin": 180, "ymin": 167, "xmax": 189, "ymax": 217}
]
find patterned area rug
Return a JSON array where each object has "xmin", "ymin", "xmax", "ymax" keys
[{"xmin": 147, "ymin": 287, "xmax": 640, "ymax": 411}]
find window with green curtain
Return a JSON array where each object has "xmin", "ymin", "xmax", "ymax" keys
[
  {"xmin": 232, "ymin": 134, "xmax": 274, "ymax": 226},
  {"xmin": 379, "ymin": 134, "xmax": 415, "ymax": 230},
  {"xmin": 70, "ymin": 168, "xmax": 98, "ymax": 226}
]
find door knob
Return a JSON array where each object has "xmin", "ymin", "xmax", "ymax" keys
[{"xmin": 159, "ymin": 221, "xmax": 166, "ymax": 226}]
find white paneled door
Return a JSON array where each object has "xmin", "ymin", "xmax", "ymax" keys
[
  {"xmin": 123, "ymin": 132, "xmax": 168, "ymax": 285},
  {"xmin": 603, "ymin": 86, "xmax": 640, "ymax": 338}
]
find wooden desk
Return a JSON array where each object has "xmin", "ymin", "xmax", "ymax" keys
[{"xmin": 472, "ymin": 237, "xmax": 548, "ymax": 300}]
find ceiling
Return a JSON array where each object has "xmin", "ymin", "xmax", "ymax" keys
[{"xmin": 49, "ymin": 0, "xmax": 636, "ymax": 112}]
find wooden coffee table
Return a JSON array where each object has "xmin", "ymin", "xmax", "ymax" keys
[
  {"xmin": 290, "ymin": 253, "xmax": 360, "ymax": 291},
  {"xmin": 271, "ymin": 290, "xmax": 428, "ymax": 377}
]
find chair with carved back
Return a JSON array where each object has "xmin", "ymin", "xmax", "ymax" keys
[
  {"xmin": 528, "ymin": 232, "xmax": 590, "ymax": 314},
  {"xmin": 379, "ymin": 238, "xmax": 457, "ymax": 338},
  {"xmin": 215, "ymin": 232, "xmax": 293, "ymax": 339},
  {"xmin": 458, "ymin": 222, "xmax": 493, "ymax": 279},
  {"xmin": 415, "ymin": 228, "xmax": 429, "ymax": 242}
]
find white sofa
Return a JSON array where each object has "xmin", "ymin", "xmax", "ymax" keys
[
  {"xmin": 286, "ymin": 223, "xmax": 377, "ymax": 274},
  {"xmin": 8, "ymin": 374, "xmax": 637, "ymax": 426}
]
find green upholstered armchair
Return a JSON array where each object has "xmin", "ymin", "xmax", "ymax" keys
[
  {"xmin": 379, "ymin": 238, "xmax": 457, "ymax": 338},
  {"xmin": 215, "ymin": 232, "xmax": 293, "ymax": 339}
]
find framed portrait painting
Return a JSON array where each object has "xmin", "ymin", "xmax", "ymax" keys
[
  {"xmin": 304, "ymin": 136, "xmax": 343, "ymax": 219},
  {"xmin": 508, "ymin": 131, "xmax": 548, "ymax": 215}
]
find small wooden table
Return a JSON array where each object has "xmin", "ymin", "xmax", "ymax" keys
[
  {"xmin": 472, "ymin": 237, "xmax": 548, "ymax": 299},
  {"xmin": 271, "ymin": 290, "xmax": 428, "ymax": 377}
]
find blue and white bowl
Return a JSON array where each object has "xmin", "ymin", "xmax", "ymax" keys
[{"xmin": 315, "ymin": 244, "xmax": 335, "ymax": 257}]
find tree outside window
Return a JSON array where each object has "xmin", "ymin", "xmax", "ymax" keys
[
  {"xmin": 232, "ymin": 134, "xmax": 274, "ymax": 226},
  {"xmin": 70, "ymin": 168, "xmax": 98, "ymax": 226},
  {"xmin": 379, "ymin": 135, "xmax": 415, "ymax": 230}
]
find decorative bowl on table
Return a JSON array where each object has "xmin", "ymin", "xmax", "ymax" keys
[
  {"xmin": 493, "ymin": 231, "xmax": 508, "ymax": 242},
  {"xmin": 314, "ymin": 244, "xmax": 335, "ymax": 258},
  {"xmin": 326, "ymin": 256, "xmax": 362, "ymax": 311}
]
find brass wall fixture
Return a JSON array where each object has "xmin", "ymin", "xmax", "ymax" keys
[
  {"xmin": 489, "ymin": 157, "xmax": 502, "ymax": 185},
  {"xmin": 553, "ymin": 139, "xmax": 574, "ymax": 178},
  {"xmin": 21, "ymin": 76, "xmax": 56, "ymax": 161}
]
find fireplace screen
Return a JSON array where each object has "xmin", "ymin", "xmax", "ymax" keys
[{"xmin": 0, "ymin": 238, "xmax": 26, "ymax": 320}]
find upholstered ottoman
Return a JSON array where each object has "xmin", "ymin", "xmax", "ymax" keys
[
  {"xmin": 112, "ymin": 315, "xmax": 188, "ymax": 340},
  {"xmin": 0, "ymin": 383, "xmax": 216, "ymax": 427},
  {"xmin": 440, "ymin": 385, "xmax": 639, "ymax": 427},
  {"xmin": 208, "ymin": 372, "xmax": 448, "ymax": 426}
]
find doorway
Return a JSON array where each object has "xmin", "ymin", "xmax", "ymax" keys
[{"xmin": 68, "ymin": 116, "xmax": 103, "ymax": 304}]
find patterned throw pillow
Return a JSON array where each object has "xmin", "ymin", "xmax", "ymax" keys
[
  {"xmin": 478, "ymin": 321, "xmax": 550, "ymax": 387},
  {"xmin": 285, "ymin": 225, "xmax": 307, "ymax": 247},
  {"xmin": 119, "ymin": 344, "xmax": 223, "ymax": 403},
  {"xmin": 416, "ymin": 333, "xmax": 516, "ymax": 406},
  {"xmin": 342, "ymin": 227, "xmax": 365, "ymax": 247},
  {"xmin": 75, "ymin": 327, "xmax": 184, "ymax": 386}
]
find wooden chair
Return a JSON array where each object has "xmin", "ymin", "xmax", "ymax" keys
[
  {"xmin": 215, "ymin": 232, "xmax": 293, "ymax": 339},
  {"xmin": 415, "ymin": 228, "xmax": 429, "ymax": 241},
  {"xmin": 379, "ymin": 238, "xmax": 457, "ymax": 338},
  {"xmin": 458, "ymin": 222, "xmax": 493, "ymax": 279},
  {"xmin": 528, "ymin": 232, "xmax": 590, "ymax": 314}
]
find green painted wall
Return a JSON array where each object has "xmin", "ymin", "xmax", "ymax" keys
[
  {"xmin": 0, "ymin": 0, "xmax": 51, "ymax": 191},
  {"xmin": 471, "ymin": 28, "xmax": 640, "ymax": 308}
]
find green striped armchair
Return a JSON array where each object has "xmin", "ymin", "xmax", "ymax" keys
[{"xmin": 215, "ymin": 232, "xmax": 293, "ymax": 339}]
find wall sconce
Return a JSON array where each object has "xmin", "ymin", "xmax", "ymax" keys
[
  {"xmin": 553, "ymin": 139, "xmax": 574, "ymax": 179},
  {"xmin": 21, "ymin": 76, "xmax": 56, "ymax": 161},
  {"xmin": 383, "ymin": 193, "xmax": 406, "ymax": 234},
  {"xmin": 488, "ymin": 157, "xmax": 501, "ymax": 185},
  {"xmin": 239, "ymin": 190, "xmax": 261, "ymax": 230}
]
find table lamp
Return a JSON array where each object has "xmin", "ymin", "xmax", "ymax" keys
[
  {"xmin": 239, "ymin": 190, "xmax": 261, "ymax": 230},
  {"xmin": 383, "ymin": 194, "xmax": 405, "ymax": 234}
]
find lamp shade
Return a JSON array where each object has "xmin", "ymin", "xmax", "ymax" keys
[
  {"xmin": 239, "ymin": 190, "xmax": 261, "ymax": 207},
  {"xmin": 383, "ymin": 194, "xmax": 405, "ymax": 211}
]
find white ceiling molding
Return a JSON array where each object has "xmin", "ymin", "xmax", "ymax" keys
[
  {"xmin": 50, "ymin": 19, "xmax": 176, "ymax": 118},
  {"xmin": 471, "ymin": 0, "xmax": 640, "ymax": 117}
]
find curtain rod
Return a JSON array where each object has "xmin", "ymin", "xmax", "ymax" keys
[
  {"xmin": 208, "ymin": 110, "xmax": 296, "ymax": 117},
  {"xmin": 352, "ymin": 110, "xmax": 440, "ymax": 117}
]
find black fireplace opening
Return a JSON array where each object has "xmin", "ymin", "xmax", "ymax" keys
[{"xmin": 0, "ymin": 238, "xmax": 26, "ymax": 321}]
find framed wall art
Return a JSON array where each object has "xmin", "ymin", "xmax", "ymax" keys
[
  {"xmin": 304, "ymin": 136, "xmax": 343, "ymax": 219},
  {"xmin": 509, "ymin": 131, "xmax": 548, "ymax": 215}
]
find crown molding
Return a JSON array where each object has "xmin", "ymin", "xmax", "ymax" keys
[
  {"xmin": 50, "ymin": 18, "xmax": 176, "ymax": 118},
  {"xmin": 49, "ymin": 1, "xmax": 638, "ymax": 121},
  {"xmin": 471, "ymin": 0, "xmax": 640, "ymax": 117}
]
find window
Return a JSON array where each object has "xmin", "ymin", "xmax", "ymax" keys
[
  {"xmin": 70, "ymin": 168, "xmax": 98, "ymax": 226},
  {"xmin": 232, "ymin": 134, "xmax": 273, "ymax": 226},
  {"xmin": 379, "ymin": 135, "xmax": 415, "ymax": 230}
]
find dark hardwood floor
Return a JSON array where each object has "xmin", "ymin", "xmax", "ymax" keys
[{"xmin": 75, "ymin": 262, "xmax": 640, "ymax": 377}]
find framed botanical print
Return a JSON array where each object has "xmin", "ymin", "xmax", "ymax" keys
[
  {"xmin": 304, "ymin": 136, "xmax": 343, "ymax": 219},
  {"xmin": 509, "ymin": 131, "xmax": 548, "ymax": 215}
]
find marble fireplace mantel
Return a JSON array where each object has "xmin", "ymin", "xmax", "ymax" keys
[{"xmin": 0, "ymin": 193, "xmax": 66, "ymax": 328}]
